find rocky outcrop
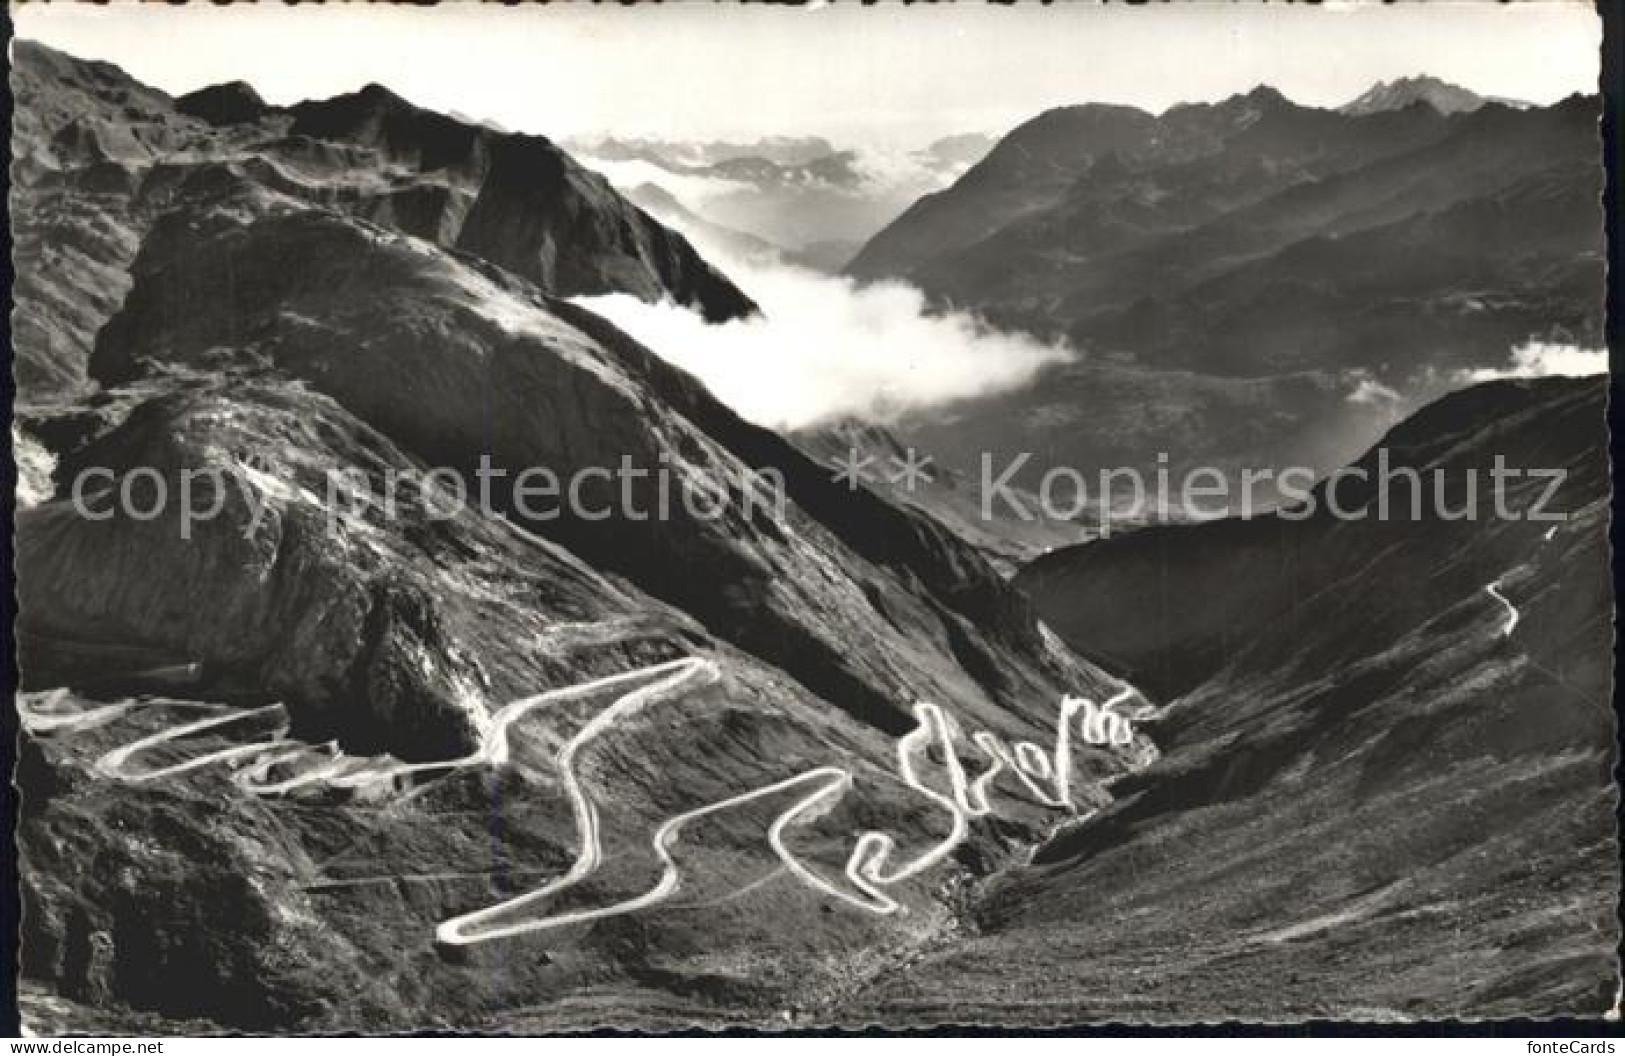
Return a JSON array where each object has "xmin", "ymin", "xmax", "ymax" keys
[
  {"xmin": 18, "ymin": 752, "xmax": 392, "ymax": 1027},
  {"xmin": 9, "ymin": 40, "xmax": 191, "ymax": 174},
  {"xmin": 285, "ymin": 82, "xmax": 757, "ymax": 320},
  {"xmin": 453, "ymin": 133, "xmax": 755, "ymax": 321},
  {"xmin": 9, "ymin": 41, "xmax": 195, "ymax": 393}
]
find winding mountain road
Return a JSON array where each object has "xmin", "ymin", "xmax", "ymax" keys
[
  {"xmin": 1485, "ymin": 579, "xmax": 1519, "ymax": 637},
  {"xmin": 26, "ymin": 652, "xmax": 1146, "ymax": 945}
]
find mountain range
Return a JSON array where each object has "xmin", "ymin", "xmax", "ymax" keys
[
  {"xmin": 12, "ymin": 42, "xmax": 754, "ymax": 396},
  {"xmin": 846, "ymin": 81, "xmax": 1602, "ymax": 487},
  {"xmin": 570, "ymin": 132, "xmax": 995, "ymax": 269},
  {"xmin": 13, "ymin": 39, "xmax": 1142, "ymax": 1029},
  {"xmin": 9, "ymin": 42, "xmax": 1615, "ymax": 1031}
]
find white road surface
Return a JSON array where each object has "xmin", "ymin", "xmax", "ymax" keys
[
  {"xmin": 27, "ymin": 652, "xmax": 1145, "ymax": 943},
  {"xmin": 1485, "ymin": 579, "xmax": 1520, "ymax": 637}
]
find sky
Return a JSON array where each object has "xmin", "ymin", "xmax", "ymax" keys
[{"xmin": 13, "ymin": 1, "xmax": 1601, "ymax": 149}]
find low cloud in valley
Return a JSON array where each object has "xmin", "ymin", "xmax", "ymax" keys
[{"xmin": 573, "ymin": 258, "xmax": 1072, "ymax": 431}]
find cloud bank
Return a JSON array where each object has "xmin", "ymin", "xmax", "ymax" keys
[
  {"xmin": 572, "ymin": 257, "xmax": 1072, "ymax": 432},
  {"xmin": 1457, "ymin": 340, "xmax": 1608, "ymax": 383},
  {"xmin": 1344, "ymin": 370, "xmax": 1403, "ymax": 406}
]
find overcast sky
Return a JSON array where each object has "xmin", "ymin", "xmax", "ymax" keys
[{"xmin": 15, "ymin": 1, "xmax": 1602, "ymax": 149}]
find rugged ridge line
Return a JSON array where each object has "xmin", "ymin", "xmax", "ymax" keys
[{"xmin": 9, "ymin": 38, "xmax": 755, "ymax": 394}]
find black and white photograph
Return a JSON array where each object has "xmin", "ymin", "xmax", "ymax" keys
[{"xmin": 5, "ymin": 0, "xmax": 1618, "ymax": 1036}]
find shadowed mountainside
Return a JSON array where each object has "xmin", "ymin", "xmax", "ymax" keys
[
  {"xmin": 851, "ymin": 377, "xmax": 1616, "ymax": 1023},
  {"xmin": 847, "ymin": 86, "xmax": 1603, "ymax": 486},
  {"xmin": 849, "ymin": 89, "xmax": 1600, "ymax": 377}
]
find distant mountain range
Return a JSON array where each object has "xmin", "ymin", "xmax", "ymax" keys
[
  {"xmin": 573, "ymin": 134, "xmax": 847, "ymax": 169},
  {"xmin": 621, "ymin": 180, "xmax": 860, "ymax": 273},
  {"xmin": 569, "ymin": 132, "xmax": 996, "ymax": 266},
  {"xmin": 845, "ymin": 79, "xmax": 1602, "ymax": 486},
  {"xmin": 1337, "ymin": 74, "xmax": 1506, "ymax": 116}
]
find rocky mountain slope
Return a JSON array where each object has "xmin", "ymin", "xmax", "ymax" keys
[
  {"xmin": 80, "ymin": 202, "xmax": 1094, "ymax": 741},
  {"xmin": 13, "ymin": 43, "xmax": 1148, "ymax": 1031},
  {"xmin": 11, "ymin": 40, "xmax": 1612, "ymax": 1032},
  {"xmin": 852, "ymin": 376, "xmax": 1616, "ymax": 1022},
  {"xmin": 10, "ymin": 39, "xmax": 755, "ymax": 396},
  {"xmin": 792, "ymin": 418, "xmax": 1083, "ymax": 574},
  {"xmin": 847, "ymin": 85, "xmax": 1602, "ymax": 485}
]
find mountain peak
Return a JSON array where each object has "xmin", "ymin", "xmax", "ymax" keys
[
  {"xmin": 1340, "ymin": 75, "xmax": 1487, "ymax": 116},
  {"xmin": 175, "ymin": 80, "xmax": 270, "ymax": 126},
  {"xmin": 1242, "ymin": 84, "xmax": 1292, "ymax": 106},
  {"xmin": 298, "ymin": 80, "xmax": 416, "ymax": 119},
  {"xmin": 284, "ymin": 81, "xmax": 429, "ymax": 147},
  {"xmin": 1161, "ymin": 85, "xmax": 1300, "ymax": 131}
]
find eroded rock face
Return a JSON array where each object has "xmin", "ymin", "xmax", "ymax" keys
[
  {"xmin": 10, "ymin": 39, "xmax": 187, "ymax": 393},
  {"xmin": 10, "ymin": 40, "xmax": 192, "ymax": 174}
]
